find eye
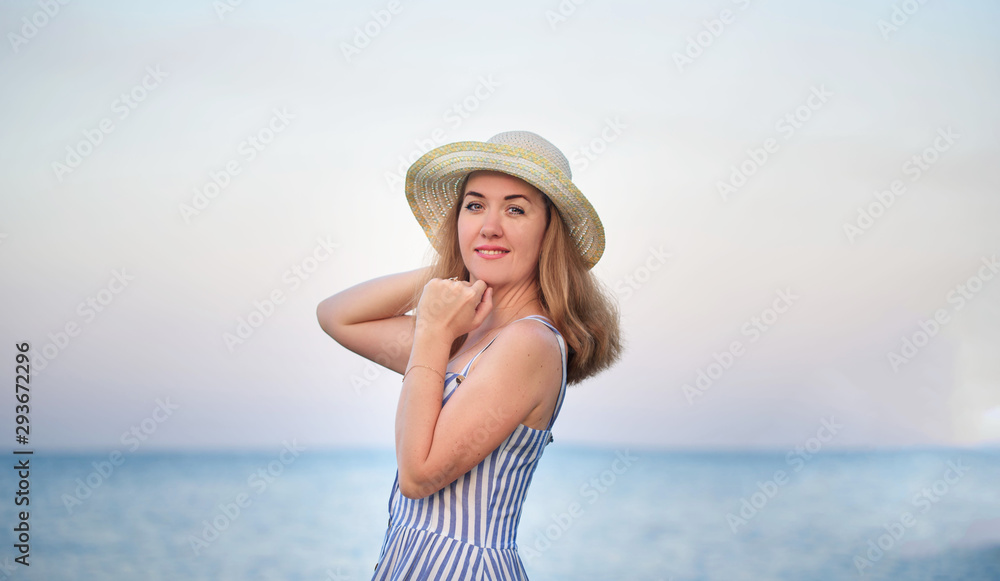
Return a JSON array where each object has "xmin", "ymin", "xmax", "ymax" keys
[
  {"xmin": 507, "ymin": 205, "xmax": 525, "ymax": 215},
  {"xmin": 464, "ymin": 201, "xmax": 483, "ymax": 211}
]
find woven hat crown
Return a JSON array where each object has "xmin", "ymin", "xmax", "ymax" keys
[{"xmin": 486, "ymin": 131, "xmax": 573, "ymax": 180}]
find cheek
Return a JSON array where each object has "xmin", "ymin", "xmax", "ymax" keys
[
  {"xmin": 512, "ymin": 223, "xmax": 546, "ymax": 261},
  {"xmin": 530, "ymin": 222, "xmax": 547, "ymax": 249},
  {"xmin": 456, "ymin": 216, "xmax": 473, "ymax": 243}
]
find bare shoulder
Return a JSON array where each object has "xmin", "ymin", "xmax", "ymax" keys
[
  {"xmin": 507, "ymin": 317, "xmax": 562, "ymax": 358},
  {"xmin": 471, "ymin": 317, "xmax": 563, "ymax": 384}
]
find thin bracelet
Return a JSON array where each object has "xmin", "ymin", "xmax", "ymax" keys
[{"xmin": 402, "ymin": 364, "xmax": 445, "ymax": 383}]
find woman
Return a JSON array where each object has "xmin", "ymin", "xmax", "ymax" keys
[{"xmin": 317, "ymin": 130, "xmax": 622, "ymax": 579}]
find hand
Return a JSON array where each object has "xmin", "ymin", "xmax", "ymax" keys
[{"xmin": 414, "ymin": 278, "xmax": 494, "ymax": 341}]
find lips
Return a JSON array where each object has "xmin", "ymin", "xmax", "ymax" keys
[{"xmin": 475, "ymin": 246, "xmax": 510, "ymax": 258}]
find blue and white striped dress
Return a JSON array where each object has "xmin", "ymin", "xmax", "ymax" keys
[{"xmin": 371, "ymin": 315, "xmax": 568, "ymax": 580}]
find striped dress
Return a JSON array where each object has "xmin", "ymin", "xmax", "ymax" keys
[{"xmin": 370, "ymin": 315, "xmax": 568, "ymax": 580}]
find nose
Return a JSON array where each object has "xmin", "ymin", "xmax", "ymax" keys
[{"xmin": 480, "ymin": 208, "xmax": 503, "ymax": 239}]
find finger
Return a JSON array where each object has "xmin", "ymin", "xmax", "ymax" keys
[{"xmin": 472, "ymin": 287, "xmax": 494, "ymax": 326}]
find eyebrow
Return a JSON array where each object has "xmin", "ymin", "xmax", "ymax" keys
[{"xmin": 463, "ymin": 191, "xmax": 533, "ymax": 203}]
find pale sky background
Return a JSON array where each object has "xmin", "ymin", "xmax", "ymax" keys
[{"xmin": 1, "ymin": 0, "xmax": 998, "ymax": 452}]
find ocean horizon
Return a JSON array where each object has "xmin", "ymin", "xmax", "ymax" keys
[{"xmin": 2, "ymin": 446, "xmax": 998, "ymax": 580}]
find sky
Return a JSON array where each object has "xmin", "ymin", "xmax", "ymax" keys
[{"xmin": 1, "ymin": 0, "xmax": 998, "ymax": 453}]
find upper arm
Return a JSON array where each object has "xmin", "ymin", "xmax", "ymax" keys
[
  {"xmin": 400, "ymin": 319, "xmax": 563, "ymax": 498},
  {"xmin": 317, "ymin": 302, "xmax": 414, "ymax": 375}
]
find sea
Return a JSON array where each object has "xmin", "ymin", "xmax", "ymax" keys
[{"xmin": 1, "ymin": 447, "xmax": 998, "ymax": 581}]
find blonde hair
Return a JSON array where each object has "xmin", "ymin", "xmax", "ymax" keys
[{"xmin": 406, "ymin": 174, "xmax": 623, "ymax": 385}]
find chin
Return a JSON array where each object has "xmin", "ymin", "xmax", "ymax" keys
[
  {"xmin": 467, "ymin": 271, "xmax": 494, "ymax": 285},
  {"xmin": 466, "ymin": 261, "xmax": 529, "ymax": 288},
  {"xmin": 467, "ymin": 268, "xmax": 503, "ymax": 287}
]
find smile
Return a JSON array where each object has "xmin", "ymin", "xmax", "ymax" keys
[{"xmin": 475, "ymin": 249, "xmax": 510, "ymax": 259}]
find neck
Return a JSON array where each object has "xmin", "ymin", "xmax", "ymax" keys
[{"xmin": 471, "ymin": 275, "xmax": 542, "ymax": 332}]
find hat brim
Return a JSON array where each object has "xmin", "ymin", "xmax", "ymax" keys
[{"xmin": 405, "ymin": 141, "xmax": 605, "ymax": 269}]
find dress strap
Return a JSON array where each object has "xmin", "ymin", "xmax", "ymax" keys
[
  {"xmin": 519, "ymin": 316, "xmax": 568, "ymax": 431},
  {"xmin": 458, "ymin": 315, "xmax": 568, "ymax": 432},
  {"xmin": 460, "ymin": 334, "xmax": 501, "ymax": 377},
  {"xmin": 460, "ymin": 315, "xmax": 545, "ymax": 377}
]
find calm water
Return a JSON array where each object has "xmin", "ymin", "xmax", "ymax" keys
[{"xmin": 1, "ymin": 447, "xmax": 998, "ymax": 580}]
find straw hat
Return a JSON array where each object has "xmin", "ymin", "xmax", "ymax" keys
[{"xmin": 404, "ymin": 130, "xmax": 605, "ymax": 269}]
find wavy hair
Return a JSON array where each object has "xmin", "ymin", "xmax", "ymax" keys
[{"xmin": 406, "ymin": 174, "xmax": 623, "ymax": 385}]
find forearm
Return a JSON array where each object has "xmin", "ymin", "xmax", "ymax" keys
[
  {"xmin": 394, "ymin": 325, "xmax": 453, "ymax": 496},
  {"xmin": 317, "ymin": 266, "xmax": 431, "ymax": 330}
]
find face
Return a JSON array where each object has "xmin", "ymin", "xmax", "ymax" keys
[{"xmin": 457, "ymin": 171, "xmax": 549, "ymax": 289}]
